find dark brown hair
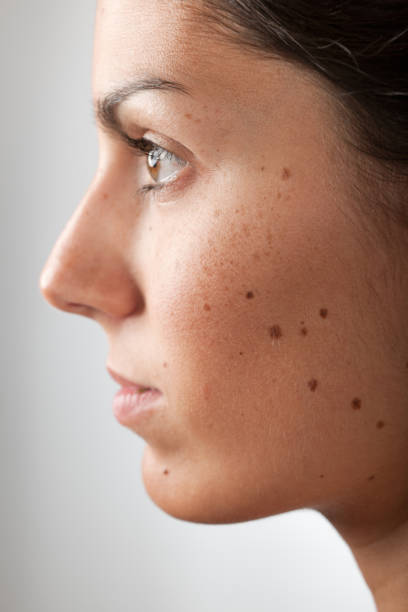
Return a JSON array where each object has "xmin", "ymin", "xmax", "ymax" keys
[{"xmin": 197, "ymin": 1, "xmax": 408, "ymax": 232}]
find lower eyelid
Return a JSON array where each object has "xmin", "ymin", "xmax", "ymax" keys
[{"xmin": 142, "ymin": 162, "xmax": 195, "ymax": 203}]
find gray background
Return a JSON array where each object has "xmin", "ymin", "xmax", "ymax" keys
[{"xmin": 1, "ymin": 1, "xmax": 377, "ymax": 611}]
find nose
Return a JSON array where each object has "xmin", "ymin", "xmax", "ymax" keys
[{"xmin": 39, "ymin": 174, "xmax": 144, "ymax": 321}]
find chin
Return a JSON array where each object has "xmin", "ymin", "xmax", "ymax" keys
[{"xmin": 141, "ymin": 445, "xmax": 293, "ymax": 525}]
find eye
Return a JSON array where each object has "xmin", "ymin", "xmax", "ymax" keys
[
  {"xmin": 146, "ymin": 144, "xmax": 187, "ymax": 185},
  {"xmin": 125, "ymin": 136, "xmax": 189, "ymax": 197}
]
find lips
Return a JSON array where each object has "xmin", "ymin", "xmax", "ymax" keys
[{"xmin": 106, "ymin": 366, "xmax": 159, "ymax": 393}]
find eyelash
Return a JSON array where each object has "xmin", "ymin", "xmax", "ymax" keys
[{"xmin": 125, "ymin": 136, "xmax": 182, "ymax": 196}]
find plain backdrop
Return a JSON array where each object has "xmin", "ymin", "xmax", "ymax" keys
[{"xmin": 1, "ymin": 1, "xmax": 377, "ymax": 611}]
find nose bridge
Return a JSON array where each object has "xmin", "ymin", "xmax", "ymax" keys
[{"xmin": 39, "ymin": 175, "xmax": 143, "ymax": 320}]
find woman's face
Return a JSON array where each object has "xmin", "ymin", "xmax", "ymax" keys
[{"xmin": 40, "ymin": 0, "xmax": 408, "ymax": 532}]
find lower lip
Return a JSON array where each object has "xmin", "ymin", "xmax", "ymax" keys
[{"xmin": 113, "ymin": 387, "xmax": 163, "ymax": 424}]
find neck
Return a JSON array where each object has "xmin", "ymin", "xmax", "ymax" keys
[{"xmin": 322, "ymin": 505, "xmax": 408, "ymax": 612}]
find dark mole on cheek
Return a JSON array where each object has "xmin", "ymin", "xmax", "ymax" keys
[
  {"xmin": 376, "ymin": 420, "xmax": 385, "ymax": 429},
  {"xmin": 368, "ymin": 475, "xmax": 375, "ymax": 481},
  {"xmin": 308, "ymin": 378, "xmax": 318, "ymax": 391},
  {"xmin": 281, "ymin": 167, "xmax": 291, "ymax": 180},
  {"xmin": 269, "ymin": 325, "xmax": 283, "ymax": 339},
  {"xmin": 301, "ymin": 327, "xmax": 308, "ymax": 336},
  {"xmin": 239, "ymin": 351, "xmax": 244, "ymax": 356},
  {"xmin": 204, "ymin": 303, "xmax": 211, "ymax": 311},
  {"xmin": 163, "ymin": 469, "xmax": 169, "ymax": 476},
  {"xmin": 320, "ymin": 474, "xmax": 325, "ymax": 478},
  {"xmin": 352, "ymin": 398, "xmax": 362, "ymax": 410},
  {"xmin": 246, "ymin": 291, "xmax": 255, "ymax": 299},
  {"xmin": 320, "ymin": 308, "xmax": 328, "ymax": 318}
]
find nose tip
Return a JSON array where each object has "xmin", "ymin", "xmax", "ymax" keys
[
  {"xmin": 38, "ymin": 229, "xmax": 145, "ymax": 321},
  {"xmin": 38, "ymin": 252, "xmax": 87, "ymax": 315}
]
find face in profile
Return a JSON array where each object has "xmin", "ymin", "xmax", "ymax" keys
[{"xmin": 39, "ymin": 0, "xmax": 408, "ymax": 536}]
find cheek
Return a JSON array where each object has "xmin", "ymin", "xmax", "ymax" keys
[{"xmin": 146, "ymin": 180, "xmax": 390, "ymax": 505}]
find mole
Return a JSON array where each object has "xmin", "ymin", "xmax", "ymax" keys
[
  {"xmin": 204, "ymin": 303, "xmax": 211, "ymax": 311},
  {"xmin": 319, "ymin": 308, "xmax": 328, "ymax": 319},
  {"xmin": 239, "ymin": 352, "xmax": 244, "ymax": 356},
  {"xmin": 184, "ymin": 113, "xmax": 192, "ymax": 119},
  {"xmin": 163, "ymin": 469, "xmax": 169, "ymax": 476},
  {"xmin": 261, "ymin": 166, "xmax": 265, "ymax": 171},
  {"xmin": 102, "ymin": 192, "xmax": 109, "ymax": 200},
  {"xmin": 352, "ymin": 398, "xmax": 362, "ymax": 410},
  {"xmin": 368, "ymin": 475, "xmax": 375, "ymax": 481},
  {"xmin": 281, "ymin": 167, "xmax": 291, "ymax": 180},
  {"xmin": 376, "ymin": 420, "xmax": 385, "ymax": 429},
  {"xmin": 301, "ymin": 327, "xmax": 308, "ymax": 336},
  {"xmin": 269, "ymin": 325, "xmax": 283, "ymax": 339},
  {"xmin": 246, "ymin": 291, "xmax": 255, "ymax": 299},
  {"xmin": 319, "ymin": 474, "xmax": 325, "ymax": 479},
  {"xmin": 308, "ymin": 378, "xmax": 318, "ymax": 392}
]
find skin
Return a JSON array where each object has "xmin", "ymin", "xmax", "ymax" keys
[{"xmin": 39, "ymin": 1, "xmax": 408, "ymax": 609}]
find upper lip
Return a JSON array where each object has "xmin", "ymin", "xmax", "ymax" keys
[{"xmin": 106, "ymin": 366, "xmax": 159, "ymax": 392}]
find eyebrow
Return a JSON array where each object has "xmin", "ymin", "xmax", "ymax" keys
[{"xmin": 93, "ymin": 76, "xmax": 192, "ymax": 136}]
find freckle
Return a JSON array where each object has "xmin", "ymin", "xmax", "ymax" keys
[
  {"xmin": 352, "ymin": 398, "xmax": 362, "ymax": 410},
  {"xmin": 266, "ymin": 231, "xmax": 272, "ymax": 244},
  {"xmin": 376, "ymin": 420, "xmax": 385, "ymax": 429},
  {"xmin": 204, "ymin": 303, "xmax": 211, "ymax": 311},
  {"xmin": 102, "ymin": 192, "xmax": 109, "ymax": 200},
  {"xmin": 195, "ymin": 118, "xmax": 201, "ymax": 123},
  {"xmin": 308, "ymin": 378, "xmax": 318, "ymax": 391},
  {"xmin": 320, "ymin": 308, "xmax": 328, "ymax": 319},
  {"xmin": 242, "ymin": 224, "xmax": 250, "ymax": 236},
  {"xmin": 239, "ymin": 351, "xmax": 244, "ymax": 356},
  {"xmin": 163, "ymin": 469, "xmax": 169, "ymax": 476},
  {"xmin": 184, "ymin": 113, "xmax": 192, "ymax": 119},
  {"xmin": 260, "ymin": 166, "xmax": 265, "ymax": 171},
  {"xmin": 281, "ymin": 167, "xmax": 291, "ymax": 180},
  {"xmin": 214, "ymin": 209, "xmax": 221, "ymax": 217},
  {"xmin": 277, "ymin": 192, "xmax": 282, "ymax": 199},
  {"xmin": 203, "ymin": 383, "xmax": 211, "ymax": 400},
  {"xmin": 149, "ymin": 226, "xmax": 152, "ymax": 231},
  {"xmin": 252, "ymin": 252, "xmax": 261, "ymax": 261},
  {"xmin": 368, "ymin": 475, "xmax": 375, "ymax": 481},
  {"xmin": 319, "ymin": 474, "xmax": 324, "ymax": 479},
  {"xmin": 246, "ymin": 291, "xmax": 254, "ymax": 299},
  {"xmin": 269, "ymin": 325, "xmax": 282, "ymax": 339},
  {"xmin": 163, "ymin": 362, "xmax": 168, "ymax": 368},
  {"xmin": 301, "ymin": 327, "xmax": 308, "ymax": 336}
]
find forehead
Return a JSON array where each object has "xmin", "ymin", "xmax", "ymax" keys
[
  {"xmin": 93, "ymin": 0, "xmax": 298, "ymax": 114},
  {"xmin": 94, "ymin": 1, "xmax": 219, "ymax": 98}
]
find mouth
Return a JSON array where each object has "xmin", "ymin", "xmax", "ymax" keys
[
  {"xmin": 107, "ymin": 365, "xmax": 163, "ymax": 426},
  {"xmin": 106, "ymin": 366, "xmax": 160, "ymax": 394}
]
